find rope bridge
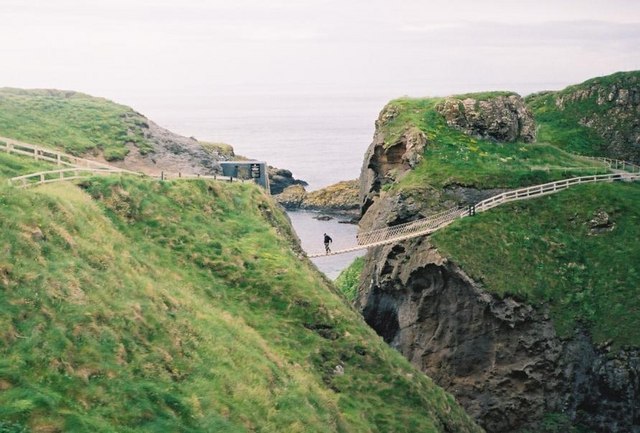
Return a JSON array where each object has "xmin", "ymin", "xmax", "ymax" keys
[
  {"xmin": 3, "ymin": 135, "xmax": 640, "ymax": 258},
  {"xmin": 308, "ymin": 169, "xmax": 640, "ymax": 258}
]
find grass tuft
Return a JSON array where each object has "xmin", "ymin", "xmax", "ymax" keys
[{"xmin": 335, "ymin": 257, "xmax": 365, "ymax": 302}]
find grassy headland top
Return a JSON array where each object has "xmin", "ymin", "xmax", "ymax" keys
[
  {"xmin": 377, "ymin": 96, "xmax": 607, "ymax": 192},
  {"xmin": 0, "ymin": 88, "xmax": 153, "ymax": 160}
]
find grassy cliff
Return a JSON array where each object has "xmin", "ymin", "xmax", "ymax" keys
[
  {"xmin": 0, "ymin": 88, "xmax": 153, "ymax": 160},
  {"xmin": 526, "ymin": 70, "xmax": 640, "ymax": 161},
  {"xmin": 431, "ymin": 181, "xmax": 640, "ymax": 347},
  {"xmin": 357, "ymin": 76, "xmax": 640, "ymax": 349},
  {"xmin": 0, "ymin": 154, "xmax": 481, "ymax": 432},
  {"xmin": 355, "ymin": 74, "xmax": 640, "ymax": 431},
  {"xmin": 378, "ymin": 97, "xmax": 606, "ymax": 193}
]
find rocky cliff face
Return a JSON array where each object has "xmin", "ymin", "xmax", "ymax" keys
[
  {"xmin": 359, "ymin": 95, "xmax": 529, "ymax": 231},
  {"xmin": 560, "ymin": 78, "xmax": 640, "ymax": 161},
  {"xmin": 355, "ymin": 239, "xmax": 640, "ymax": 432},
  {"xmin": 268, "ymin": 167, "xmax": 308, "ymax": 195},
  {"xmin": 436, "ymin": 94, "xmax": 536, "ymax": 143},
  {"xmin": 360, "ymin": 105, "xmax": 428, "ymax": 219},
  {"xmin": 356, "ymin": 91, "xmax": 639, "ymax": 432},
  {"xmin": 101, "ymin": 118, "xmax": 229, "ymax": 176}
]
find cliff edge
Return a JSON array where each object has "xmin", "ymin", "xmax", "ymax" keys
[{"xmin": 354, "ymin": 75, "xmax": 640, "ymax": 433}]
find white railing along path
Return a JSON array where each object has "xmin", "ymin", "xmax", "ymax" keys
[
  {"xmin": 1, "ymin": 136, "xmax": 247, "ymax": 187},
  {"xmin": 0, "ymin": 136, "xmax": 121, "ymax": 170},
  {"xmin": 308, "ymin": 170, "xmax": 640, "ymax": 258}
]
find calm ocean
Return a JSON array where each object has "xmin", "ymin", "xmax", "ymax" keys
[{"xmin": 140, "ymin": 93, "xmax": 388, "ymax": 190}]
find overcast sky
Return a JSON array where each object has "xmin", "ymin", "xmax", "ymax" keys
[{"xmin": 1, "ymin": 0, "xmax": 639, "ymax": 103}]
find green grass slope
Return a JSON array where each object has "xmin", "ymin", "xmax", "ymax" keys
[
  {"xmin": 335, "ymin": 258, "xmax": 365, "ymax": 303},
  {"xmin": 0, "ymin": 88, "xmax": 153, "ymax": 160},
  {"xmin": 0, "ymin": 167, "xmax": 481, "ymax": 432},
  {"xmin": 0, "ymin": 150, "xmax": 57, "ymax": 179},
  {"xmin": 379, "ymin": 97, "xmax": 607, "ymax": 193},
  {"xmin": 526, "ymin": 70, "xmax": 640, "ymax": 160},
  {"xmin": 432, "ymin": 182, "xmax": 640, "ymax": 347}
]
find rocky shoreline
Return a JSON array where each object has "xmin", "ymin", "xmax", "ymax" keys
[{"xmin": 274, "ymin": 179, "xmax": 360, "ymax": 218}]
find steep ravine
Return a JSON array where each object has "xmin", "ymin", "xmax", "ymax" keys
[
  {"xmin": 355, "ymin": 238, "xmax": 640, "ymax": 432},
  {"xmin": 355, "ymin": 87, "xmax": 640, "ymax": 432}
]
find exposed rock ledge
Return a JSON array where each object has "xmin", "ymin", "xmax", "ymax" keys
[
  {"xmin": 436, "ymin": 94, "xmax": 536, "ymax": 143},
  {"xmin": 268, "ymin": 167, "xmax": 308, "ymax": 195},
  {"xmin": 355, "ymin": 238, "xmax": 640, "ymax": 433},
  {"xmin": 101, "ymin": 120, "xmax": 229, "ymax": 176},
  {"xmin": 275, "ymin": 180, "xmax": 360, "ymax": 216}
]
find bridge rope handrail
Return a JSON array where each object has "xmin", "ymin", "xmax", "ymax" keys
[{"xmin": 308, "ymin": 170, "xmax": 640, "ymax": 258}]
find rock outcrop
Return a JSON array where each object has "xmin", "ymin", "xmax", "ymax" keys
[
  {"xmin": 355, "ymin": 239, "xmax": 640, "ymax": 433},
  {"xmin": 274, "ymin": 184, "xmax": 307, "ymax": 209},
  {"xmin": 268, "ymin": 167, "xmax": 308, "ymax": 195},
  {"xmin": 355, "ymin": 88, "xmax": 640, "ymax": 432},
  {"xmin": 302, "ymin": 180, "xmax": 360, "ymax": 212},
  {"xmin": 359, "ymin": 95, "xmax": 524, "ymax": 231},
  {"xmin": 275, "ymin": 180, "xmax": 360, "ymax": 216},
  {"xmin": 435, "ymin": 94, "xmax": 536, "ymax": 143},
  {"xmin": 360, "ymin": 106, "xmax": 428, "ymax": 218},
  {"xmin": 527, "ymin": 71, "xmax": 640, "ymax": 163},
  {"xmin": 104, "ymin": 119, "xmax": 229, "ymax": 176}
]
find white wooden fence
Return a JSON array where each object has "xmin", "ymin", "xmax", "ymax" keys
[
  {"xmin": 8, "ymin": 168, "xmax": 141, "ymax": 187},
  {"xmin": 1, "ymin": 136, "xmax": 248, "ymax": 187},
  {"xmin": 0, "ymin": 136, "xmax": 119, "ymax": 170}
]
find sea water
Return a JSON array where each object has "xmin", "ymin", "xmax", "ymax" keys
[
  {"xmin": 139, "ymin": 93, "xmax": 385, "ymax": 190},
  {"xmin": 286, "ymin": 211, "xmax": 365, "ymax": 280}
]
